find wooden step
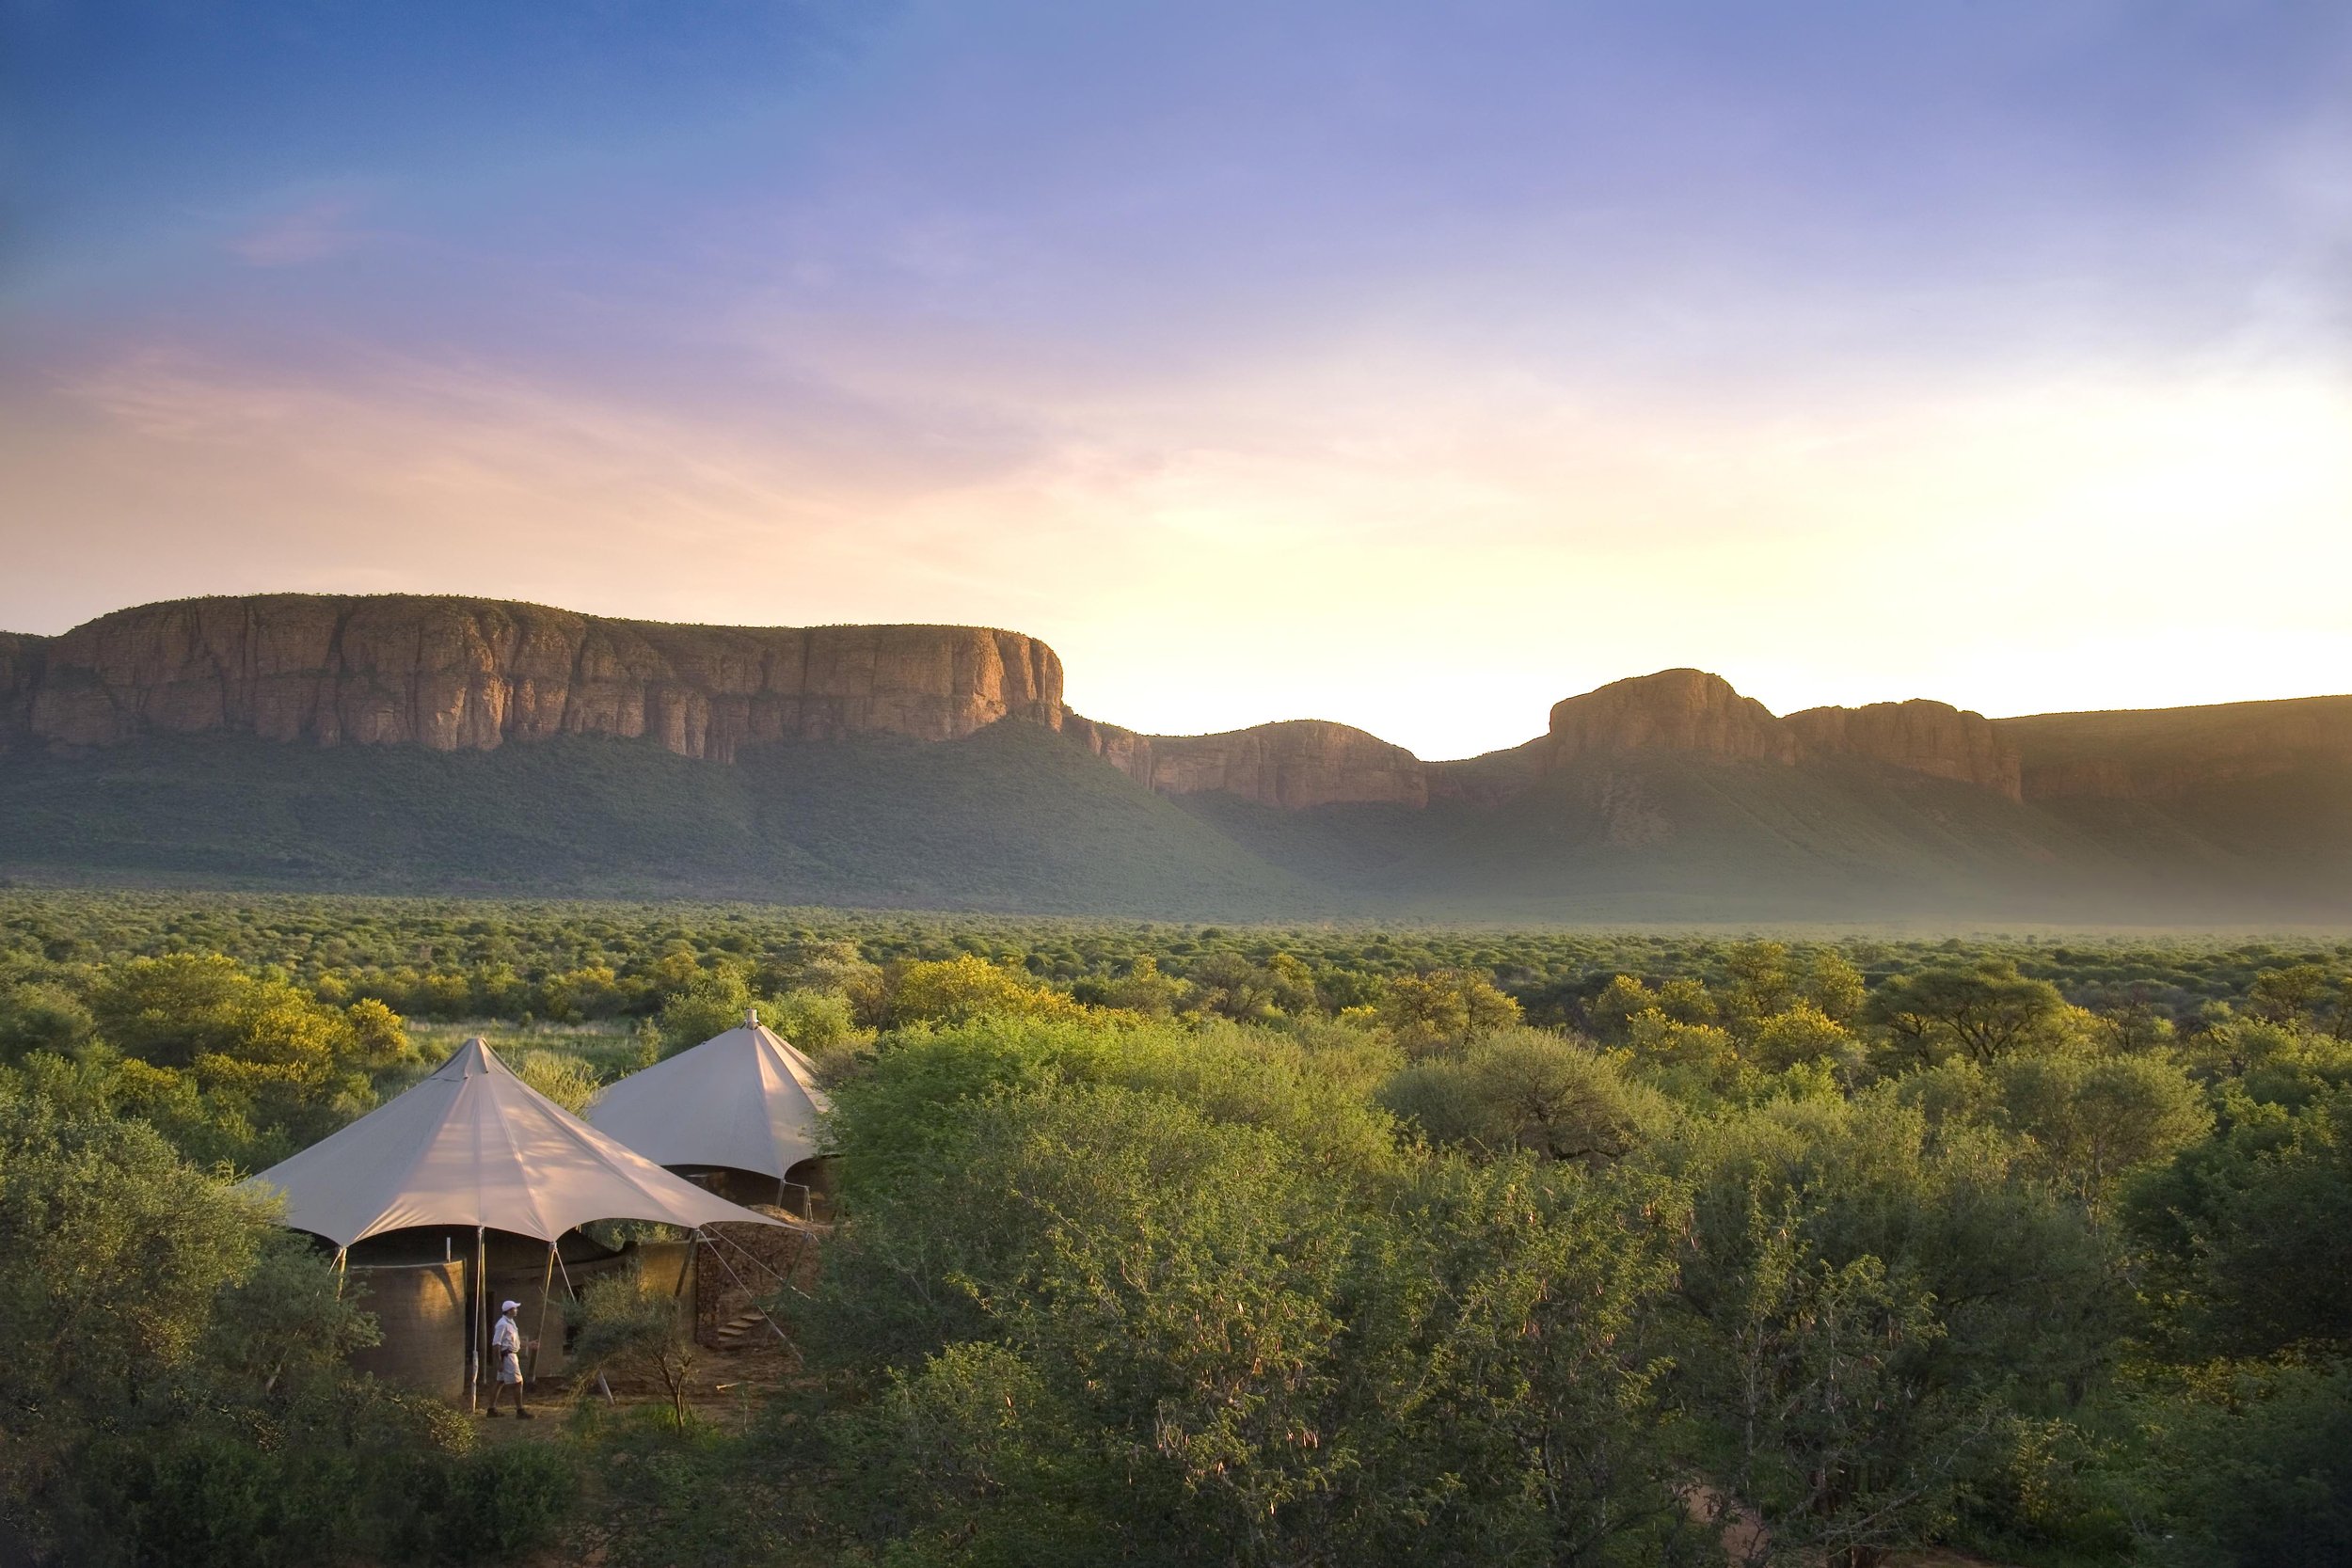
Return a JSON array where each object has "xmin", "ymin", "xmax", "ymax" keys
[{"xmin": 712, "ymin": 1310, "xmax": 770, "ymax": 1348}]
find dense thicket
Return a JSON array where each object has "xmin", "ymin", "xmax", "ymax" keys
[{"xmin": 1, "ymin": 892, "xmax": 2346, "ymax": 1565}]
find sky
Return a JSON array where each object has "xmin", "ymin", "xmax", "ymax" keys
[{"xmin": 3, "ymin": 0, "xmax": 2348, "ymax": 759}]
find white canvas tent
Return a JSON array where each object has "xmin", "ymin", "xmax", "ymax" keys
[
  {"xmin": 246, "ymin": 1036, "xmax": 780, "ymax": 1247},
  {"xmin": 585, "ymin": 1009, "xmax": 832, "ymax": 1188},
  {"xmin": 245, "ymin": 1036, "xmax": 785, "ymax": 1406}
]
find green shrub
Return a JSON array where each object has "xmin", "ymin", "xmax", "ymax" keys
[{"xmin": 391, "ymin": 1440, "xmax": 582, "ymax": 1565}]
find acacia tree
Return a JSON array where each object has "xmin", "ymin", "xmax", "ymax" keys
[
  {"xmin": 1375, "ymin": 970, "xmax": 1522, "ymax": 1058},
  {"xmin": 572, "ymin": 1269, "xmax": 704, "ymax": 1430},
  {"xmin": 1379, "ymin": 1028, "xmax": 1662, "ymax": 1166},
  {"xmin": 1865, "ymin": 963, "xmax": 2066, "ymax": 1065}
]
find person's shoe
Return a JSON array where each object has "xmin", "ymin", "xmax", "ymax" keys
[
  {"xmin": 485, "ymin": 1407, "xmax": 503, "ymax": 1418},
  {"xmin": 516, "ymin": 1409, "xmax": 535, "ymax": 1419}
]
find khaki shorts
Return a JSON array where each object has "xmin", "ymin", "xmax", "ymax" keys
[{"xmin": 496, "ymin": 1350, "xmax": 522, "ymax": 1385}]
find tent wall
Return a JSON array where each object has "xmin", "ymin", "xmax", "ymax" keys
[
  {"xmin": 632, "ymin": 1239, "xmax": 695, "ymax": 1306},
  {"xmin": 480, "ymin": 1259, "xmax": 573, "ymax": 1388},
  {"xmin": 684, "ymin": 1157, "xmax": 836, "ymax": 1219},
  {"xmin": 787, "ymin": 1156, "xmax": 837, "ymax": 1221},
  {"xmin": 345, "ymin": 1262, "xmax": 466, "ymax": 1402},
  {"xmin": 344, "ymin": 1235, "xmax": 696, "ymax": 1404}
]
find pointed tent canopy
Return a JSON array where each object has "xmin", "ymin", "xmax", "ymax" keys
[
  {"xmin": 244, "ymin": 1037, "xmax": 782, "ymax": 1248},
  {"xmin": 586, "ymin": 1010, "xmax": 833, "ymax": 1181}
]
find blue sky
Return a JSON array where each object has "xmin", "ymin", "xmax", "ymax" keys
[{"xmin": 4, "ymin": 1, "xmax": 2348, "ymax": 755}]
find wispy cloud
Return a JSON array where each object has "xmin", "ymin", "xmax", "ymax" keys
[
  {"xmin": 227, "ymin": 198, "xmax": 366, "ymax": 267},
  {"xmin": 35, "ymin": 331, "xmax": 2351, "ymax": 756}
]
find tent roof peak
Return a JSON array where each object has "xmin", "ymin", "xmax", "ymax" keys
[
  {"xmin": 586, "ymin": 1017, "xmax": 831, "ymax": 1182},
  {"xmin": 246, "ymin": 1031, "xmax": 781, "ymax": 1247},
  {"xmin": 432, "ymin": 1036, "xmax": 501, "ymax": 1080}
]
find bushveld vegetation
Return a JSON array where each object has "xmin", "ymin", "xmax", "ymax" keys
[{"xmin": 1, "ymin": 891, "xmax": 2347, "ymax": 1565}]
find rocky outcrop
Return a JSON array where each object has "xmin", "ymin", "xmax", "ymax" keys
[
  {"xmin": 1543, "ymin": 669, "xmax": 1798, "ymax": 767},
  {"xmin": 0, "ymin": 632, "xmax": 49, "ymax": 753},
  {"xmin": 2000, "ymin": 695, "xmax": 2352, "ymax": 800},
  {"xmin": 1070, "ymin": 715, "xmax": 1427, "ymax": 808},
  {"xmin": 1788, "ymin": 699, "xmax": 2022, "ymax": 800},
  {"xmin": 9, "ymin": 595, "xmax": 1064, "ymax": 761},
  {"xmin": 1145, "ymin": 721, "xmax": 1426, "ymax": 809},
  {"xmin": 1063, "ymin": 712, "xmax": 1153, "ymax": 780},
  {"xmin": 1428, "ymin": 736, "xmax": 1551, "ymax": 805},
  {"xmin": 1075, "ymin": 671, "xmax": 2050, "ymax": 811}
]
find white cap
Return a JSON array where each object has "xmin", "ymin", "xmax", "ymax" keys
[{"xmin": 500, "ymin": 1299, "xmax": 520, "ymax": 1312}]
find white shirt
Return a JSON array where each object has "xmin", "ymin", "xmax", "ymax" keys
[{"xmin": 492, "ymin": 1315, "xmax": 522, "ymax": 1354}]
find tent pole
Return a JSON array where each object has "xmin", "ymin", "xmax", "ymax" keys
[
  {"xmin": 555, "ymin": 1249, "xmax": 614, "ymax": 1406},
  {"xmin": 529, "ymin": 1242, "xmax": 557, "ymax": 1390},
  {"xmin": 332, "ymin": 1246, "xmax": 348, "ymax": 1300},
  {"xmin": 469, "ymin": 1225, "xmax": 485, "ymax": 1413}
]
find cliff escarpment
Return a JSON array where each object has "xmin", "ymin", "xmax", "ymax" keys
[
  {"xmin": 1, "ymin": 595, "xmax": 1064, "ymax": 762},
  {"xmin": 1072, "ymin": 718, "xmax": 1427, "ymax": 809},
  {"xmin": 1544, "ymin": 669, "xmax": 1798, "ymax": 766},
  {"xmin": 0, "ymin": 632, "xmax": 48, "ymax": 752},
  {"xmin": 2001, "ymin": 695, "xmax": 2352, "ymax": 800},
  {"xmin": 1790, "ymin": 699, "xmax": 2022, "ymax": 800},
  {"xmin": 3, "ymin": 595, "xmax": 2343, "ymax": 822}
]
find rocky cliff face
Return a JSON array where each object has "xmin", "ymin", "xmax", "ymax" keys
[
  {"xmin": 1518, "ymin": 673, "xmax": 2029, "ymax": 800},
  {"xmin": 1151, "ymin": 721, "xmax": 1428, "ymax": 809},
  {"xmin": 3, "ymin": 595, "xmax": 1064, "ymax": 761},
  {"xmin": 0, "ymin": 632, "xmax": 48, "ymax": 753},
  {"xmin": 8, "ymin": 595, "xmax": 2340, "ymax": 816},
  {"xmin": 1068, "ymin": 715, "xmax": 1427, "ymax": 808},
  {"xmin": 1789, "ymin": 700, "xmax": 2021, "ymax": 800},
  {"xmin": 2000, "ymin": 695, "xmax": 2352, "ymax": 800},
  {"xmin": 1544, "ymin": 669, "xmax": 1798, "ymax": 766}
]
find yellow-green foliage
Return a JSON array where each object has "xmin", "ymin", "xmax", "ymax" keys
[
  {"xmin": 888, "ymin": 954, "xmax": 1086, "ymax": 1027},
  {"xmin": 1374, "ymin": 968, "xmax": 1521, "ymax": 1057},
  {"xmin": 4, "ymin": 895, "xmax": 2352, "ymax": 1566},
  {"xmin": 511, "ymin": 1049, "xmax": 602, "ymax": 1115}
]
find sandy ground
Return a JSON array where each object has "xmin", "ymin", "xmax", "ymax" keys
[{"xmin": 470, "ymin": 1338, "xmax": 803, "ymax": 1439}]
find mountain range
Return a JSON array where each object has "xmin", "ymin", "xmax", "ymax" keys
[{"xmin": 3, "ymin": 594, "xmax": 2346, "ymax": 922}]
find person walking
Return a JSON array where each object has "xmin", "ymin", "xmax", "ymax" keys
[{"xmin": 485, "ymin": 1299, "xmax": 537, "ymax": 1418}]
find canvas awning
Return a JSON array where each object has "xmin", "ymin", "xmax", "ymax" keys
[
  {"xmin": 585, "ymin": 1010, "xmax": 832, "ymax": 1181},
  {"xmin": 244, "ymin": 1036, "xmax": 782, "ymax": 1248}
]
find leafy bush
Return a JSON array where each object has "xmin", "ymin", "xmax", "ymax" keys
[
  {"xmin": 511, "ymin": 1048, "xmax": 601, "ymax": 1114},
  {"xmin": 389, "ymin": 1440, "xmax": 583, "ymax": 1565}
]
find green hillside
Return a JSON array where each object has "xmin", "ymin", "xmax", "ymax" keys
[
  {"xmin": 5, "ymin": 722, "xmax": 2349, "ymax": 921},
  {"xmin": 1371, "ymin": 754, "xmax": 2153, "ymax": 921},
  {"xmin": 2032, "ymin": 768, "xmax": 2352, "ymax": 914},
  {"xmin": 0, "ymin": 725, "xmax": 1327, "ymax": 917}
]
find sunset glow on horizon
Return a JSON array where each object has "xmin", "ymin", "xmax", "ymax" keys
[{"xmin": 5, "ymin": 1, "xmax": 2348, "ymax": 760}]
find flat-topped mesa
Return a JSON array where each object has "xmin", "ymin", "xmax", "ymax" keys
[
  {"xmin": 13, "ymin": 595, "xmax": 1066, "ymax": 761},
  {"xmin": 1999, "ymin": 694, "xmax": 2352, "ymax": 800},
  {"xmin": 1544, "ymin": 669, "xmax": 1797, "ymax": 767},
  {"xmin": 1070, "ymin": 716, "xmax": 1427, "ymax": 808},
  {"xmin": 1788, "ymin": 699, "xmax": 2022, "ymax": 801}
]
